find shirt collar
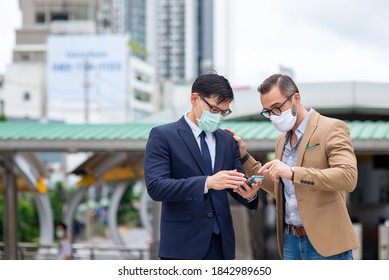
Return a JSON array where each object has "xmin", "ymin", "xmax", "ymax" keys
[
  {"xmin": 184, "ymin": 112, "xmax": 214, "ymax": 140},
  {"xmin": 286, "ymin": 108, "xmax": 313, "ymax": 140},
  {"xmin": 184, "ymin": 112, "xmax": 202, "ymax": 137}
]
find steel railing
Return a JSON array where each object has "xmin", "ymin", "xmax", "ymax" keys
[{"xmin": 0, "ymin": 242, "xmax": 150, "ymax": 260}]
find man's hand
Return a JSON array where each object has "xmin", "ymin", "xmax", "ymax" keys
[
  {"xmin": 258, "ymin": 159, "xmax": 293, "ymax": 182},
  {"xmin": 236, "ymin": 181, "xmax": 262, "ymax": 200},
  {"xmin": 224, "ymin": 128, "xmax": 247, "ymax": 158},
  {"xmin": 206, "ymin": 170, "xmax": 246, "ymax": 190}
]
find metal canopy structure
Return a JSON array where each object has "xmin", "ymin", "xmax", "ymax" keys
[
  {"xmin": 68, "ymin": 152, "xmax": 145, "ymax": 247},
  {"xmin": 0, "ymin": 151, "xmax": 51, "ymax": 259},
  {"xmin": 0, "ymin": 120, "xmax": 388, "ymax": 153}
]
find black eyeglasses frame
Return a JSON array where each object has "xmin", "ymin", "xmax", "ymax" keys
[
  {"xmin": 260, "ymin": 93, "xmax": 295, "ymax": 119},
  {"xmin": 201, "ymin": 97, "xmax": 232, "ymax": 117}
]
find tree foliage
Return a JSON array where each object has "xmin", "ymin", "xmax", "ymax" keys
[{"xmin": 0, "ymin": 180, "xmax": 67, "ymax": 243}]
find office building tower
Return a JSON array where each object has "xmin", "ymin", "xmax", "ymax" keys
[{"xmin": 155, "ymin": 0, "xmax": 214, "ymax": 81}]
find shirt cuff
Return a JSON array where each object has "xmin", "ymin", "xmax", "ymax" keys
[
  {"xmin": 204, "ymin": 183, "xmax": 209, "ymax": 194},
  {"xmin": 247, "ymin": 193, "xmax": 257, "ymax": 202}
]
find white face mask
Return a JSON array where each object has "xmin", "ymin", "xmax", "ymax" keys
[{"xmin": 270, "ymin": 102, "xmax": 298, "ymax": 132}]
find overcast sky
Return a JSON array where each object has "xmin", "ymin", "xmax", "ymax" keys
[
  {"xmin": 0, "ymin": 1, "xmax": 21, "ymax": 75},
  {"xmin": 1, "ymin": 0, "xmax": 389, "ymax": 87},
  {"xmin": 230, "ymin": 0, "xmax": 389, "ymax": 86}
]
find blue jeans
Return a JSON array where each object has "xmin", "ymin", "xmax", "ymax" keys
[{"xmin": 283, "ymin": 229, "xmax": 353, "ymax": 260}]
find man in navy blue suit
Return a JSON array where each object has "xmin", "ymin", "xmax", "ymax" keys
[{"xmin": 144, "ymin": 73, "xmax": 260, "ymax": 260}]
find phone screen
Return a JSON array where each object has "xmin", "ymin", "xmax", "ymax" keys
[{"xmin": 244, "ymin": 175, "xmax": 265, "ymax": 187}]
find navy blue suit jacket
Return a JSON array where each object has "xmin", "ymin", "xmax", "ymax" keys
[{"xmin": 144, "ymin": 116, "xmax": 259, "ymax": 259}]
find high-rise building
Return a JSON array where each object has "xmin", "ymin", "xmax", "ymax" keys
[
  {"xmin": 109, "ymin": 0, "xmax": 218, "ymax": 82},
  {"xmin": 197, "ymin": 0, "xmax": 214, "ymax": 75},
  {"xmin": 155, "ymin": 0, "xmax": 215, "ymax": 81},
  {"xmin": 128, "ymin": 0, "xmax": 147, "ymax": 49},
  {"xmin": 112, "ymin": 0, "xmax": 127, "ymax": 34},
  {"xmin": 12, "ymin": 0, "xmax": 115, "ymax": 66}
]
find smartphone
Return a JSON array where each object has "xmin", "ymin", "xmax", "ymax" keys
[{"xmin": 244, "ymin": 175, "xmax": 265, "ymax": 187}]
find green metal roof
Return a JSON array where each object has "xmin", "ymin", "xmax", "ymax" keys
[
  {"xmin": 0, "ymin": 121, "xmax": 388, "ymax": 153},
  {"xmin": 348, "ymin": 120, "xmax": 389, "ymax": 140},
  {"xmin": 0, "ymin": 122, "xmax": 154, "ymax": 140},
  {"xmin": 0, "ymin": 120, "xmax": 388, "ymax": 140},
  {"xmin": 0, "ymin": 122, "xmax": 280, "ymax": 141}
]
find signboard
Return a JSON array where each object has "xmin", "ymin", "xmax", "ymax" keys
[{"xmin": 46, "ymin": 35, "xmax": 128, "ymax": 123}]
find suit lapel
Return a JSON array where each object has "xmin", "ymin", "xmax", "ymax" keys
[
  {"xmin": 274, "ymin": 133, "xmax": 286, "ymax": 198},
  {"xmin": 213, "ymin": 130, "xmax": 225, "ymax": 173},
  {"xmin": 177, "ymin": 117, "xmax": 207, "ymax": 175},
  {"xmin": 296, "ymin": 110, "xmax": 319, "ymax": 166}
]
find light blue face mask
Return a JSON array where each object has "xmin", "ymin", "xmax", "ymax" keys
[
  {"xmin": 195, "ymin": 99, "xmax": 224, "ymax": 132},
  {"xmin": 56, "ymin": 230, "xmax": 64, "ymax": 239}
]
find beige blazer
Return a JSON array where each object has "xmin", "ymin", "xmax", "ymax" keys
[{"xmin": 243, "ymin": 109, "xmax": 360, "ymax": 258}]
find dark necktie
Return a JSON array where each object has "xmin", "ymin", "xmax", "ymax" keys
[
  {"xmin": 200, "ymin": 131, "xmax": 213, "ymax": 175},
  {"xmin": 199, "ymin": 131, "xmax": 220, "ymax": 234}
]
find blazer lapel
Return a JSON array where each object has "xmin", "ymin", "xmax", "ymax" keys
[
  {"xmin": 177, "ymin": 117, "xmax": 207, "ymax": 175},
  {"xmin": 296, "ymin": 110, "xmax": 319, "ymax": 166},
  {"xmin": 274, "ymin": 133, "xmax": 286, "ymax": 197},
  {"xmin": 275, "ymin": 133, "xmax": 286, "ymax": 160},
  {"xmin": 213, "ymin": 130, "xmax": 225, "ymax": 173}
]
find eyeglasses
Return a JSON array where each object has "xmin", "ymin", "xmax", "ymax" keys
[
  {"xmin": 201, "ymin": 97, "xmax": 232, "ymax": 117},
  {"xmin": 260, "ymin": 94, "xmax": 295, "ymax": 119}
]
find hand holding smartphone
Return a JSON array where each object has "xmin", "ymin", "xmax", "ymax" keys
[{"xmin": 244, "ymin": 175, "xmax": 265, "ymax": 187}]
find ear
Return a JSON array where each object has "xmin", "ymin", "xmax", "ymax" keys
[
  {"xmin": 293, "ymin": 92, "xmax": 301, "ymax": 104},
  {"xmin": 191, "ymin": 93, "xmax": 199, "ymax": 104},
  {"xmin": 291, "ymin": 93, "xmax": 301, "ymax": 115}
]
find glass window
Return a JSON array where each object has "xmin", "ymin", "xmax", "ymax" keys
[
  {"xmin": 23, "ymin": 92, "xmax": 31, "ymax": 101},
  {"xmin": 51, "ymin": 12, "xmax": 69, "ymax": 21},
  {"xmin": 36, "ymin": 12, "xmax": 45, "ymax": 23},
  {"xmin": 134, "ymin": 89, "xmax": 151, "ymax": 102},
  {"xmin": 135, "ymin": 72, "xmax": 150, "ymax": 83}
]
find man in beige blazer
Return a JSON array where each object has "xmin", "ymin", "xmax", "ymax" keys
[{"xmin": 229, "ymin": 74, "xmax": 359, "ymax": 260}]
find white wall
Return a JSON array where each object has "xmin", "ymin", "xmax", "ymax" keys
[{"xmin": 3, "ymin": 62, "xmax": 46, "ymax": 120}]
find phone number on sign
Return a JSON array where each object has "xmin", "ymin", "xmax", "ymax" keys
[{"xmin": 211, "ymin": 266, "xmax": 271, "ymax": 276}]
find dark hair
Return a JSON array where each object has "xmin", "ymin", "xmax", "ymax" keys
[
  {"xmin": 57, "ymin": 223, "xmax": 67, "ymax": 231},
  {"xmin": 191, "ymin": 73, "xmax": 234, "ymax": 104},
  {"xmin": 257, "ymin": 74, "xmax": 299, "ymax": 97}
]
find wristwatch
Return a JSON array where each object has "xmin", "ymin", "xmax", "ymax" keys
[
  {"xmin": 290, "ymin": 166, "xmax": 295, "ymax": 181},
  {"xmin": 240, "ymin": 152, "xmax": 251, "ymax": 164}
]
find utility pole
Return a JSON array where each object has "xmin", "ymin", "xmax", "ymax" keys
[{"xmin": 84, "ymin": 59, "xmax": 90, "ymax": 123}]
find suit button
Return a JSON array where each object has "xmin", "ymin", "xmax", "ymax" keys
[
  {"xmin": 311, "ymin": 182, "xmax": 315, "ymax": 185},
  {"xmin": 207, "ymin": 213, "xmax": 213, "ymax": 218},
  {"xmin": 300, "ymin": 180, "xmax": 304, "ymax": 184}
]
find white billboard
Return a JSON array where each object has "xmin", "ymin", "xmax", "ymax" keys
[{"xmin": 46, "ymin": 35, "xmax": 128, "ymax": 123}]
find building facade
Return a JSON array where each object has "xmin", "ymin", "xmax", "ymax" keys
[
  {"xmin": 155, "ymin": 0, "xmax": 215, "ymax": 81},
  {"xmin": 3, "ymin": 0, "xmax": 156, "ymax": 123}
]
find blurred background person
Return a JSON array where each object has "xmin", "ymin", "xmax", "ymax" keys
[{"xmin": 56, "ymin": 223, "xmax": 72, "ymax": 260}]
